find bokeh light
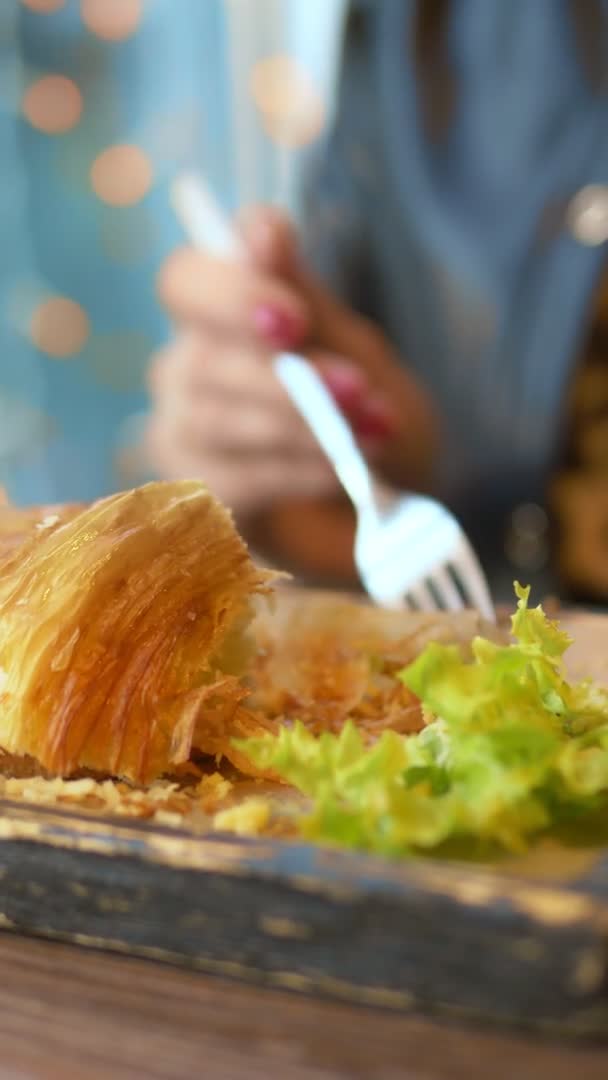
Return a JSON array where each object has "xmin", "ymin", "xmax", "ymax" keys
[
  {"xmin": 20, "ymin": 0, "xmax": 66, "ymax": 13},
  {"xmin": 22, "ymin": 75, "xmax": 83, "ymax": 135},
  {"xmin": 80, "ymin": 0, "xmax": 143, "ymax": 41},
  {"xmin": 30, "ymin": 296, "xmax": 90, "ymax": 357},
  {"xmin": 90, "ymin": 144, "xmax": 153, "ymax": 206},
  {"xmin": 250, "ymin": 54, "xmax": 325, "ymax": 148}
]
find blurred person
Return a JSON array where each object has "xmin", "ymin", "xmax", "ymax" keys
[
  {"xmin": 3, "ymin": 1, "xmax": 608, "ymax": 606},
  {"xmin": 147, "ymin": 0, "xmax": 608, "ymax": 605}
]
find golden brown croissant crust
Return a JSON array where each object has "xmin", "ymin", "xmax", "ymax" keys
[{"xmin": 0, "ymin": 481, "xmax": 272, "ymax": 783}]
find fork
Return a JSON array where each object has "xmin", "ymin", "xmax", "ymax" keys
[{"xmin": 170, "ymin": 173, "xmax": 495, "ymax": 620}]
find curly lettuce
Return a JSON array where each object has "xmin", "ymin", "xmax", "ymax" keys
[{"xmin": 236, "ymin": 585, "xmax": 608, "ymax": 856}]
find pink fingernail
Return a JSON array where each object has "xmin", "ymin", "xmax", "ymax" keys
[
  {"xmin": 353, "ymin": 396, "xmax": 398, "ymax": 439},
  {"xmin": 253, "ymin": 305, "xmax": 302, "ymax": 347},
  {"xmin": 320, "ymin": 363, "xmax": 367, "ymax": 408}
]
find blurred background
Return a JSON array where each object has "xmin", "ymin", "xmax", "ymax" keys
[
  {"xmin": 3, "ymin": 0, "xmax": 608, "ymax": 605},
  {"xmin": 0, "ymin": 0, "xmax": 345, "ymax": 505}
]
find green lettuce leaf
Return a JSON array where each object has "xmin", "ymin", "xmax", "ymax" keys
[{"xmin": 235, "ymin": 584, "xmax": 608, "ymax": 856}]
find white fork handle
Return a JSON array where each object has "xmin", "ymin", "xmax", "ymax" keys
[
  {"xmin": 274, "ymin": 353, "xmax": 375, "ymax": 512},
  {"xmin": 171, "ymin": 173, "xmax": 242, "ymax": 258},
  {"xmin": 170, "ymin": 173, "xmax": 376, "ymax": 516}
]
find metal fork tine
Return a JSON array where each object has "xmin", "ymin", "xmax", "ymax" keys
[
  {"xmin": 452, "ymin": 540, "xmax": 495, "ymax": 621},
  {"xmin": 408, "ymin": 581, "xmax": 440, "ymax": 613},
  {"xmin": 429, "ymin": 566, "xmax": 464, "ymax": 612}
]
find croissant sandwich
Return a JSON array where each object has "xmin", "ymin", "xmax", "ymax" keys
[{"xmin": 0, "ymin": 481, "xmax": 274, "ymax": 783}]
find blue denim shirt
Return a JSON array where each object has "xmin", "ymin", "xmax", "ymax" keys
[{"xmin": 303, "ymin": 0, "xmax": 608, "ymax": 590}]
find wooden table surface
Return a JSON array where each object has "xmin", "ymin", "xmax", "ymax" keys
[{"xmin": 0, "ymin": 932, "xmax": 604, "ymax": 1080}]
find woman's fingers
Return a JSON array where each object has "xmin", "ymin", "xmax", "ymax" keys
[
  {"xmin": 149, "ymin": 337, "xmax": 320, "ymax": 455},
  {"xmin": 157, "ymin": 247, "xmax": 309, "ymax": 350},
  {"xmin": 146, "ymin": 333, "xmax": 338, "ymax": 515},
  {"xmin": 145, "ymin": 417, "xmax": 336, "ymax": 515}
]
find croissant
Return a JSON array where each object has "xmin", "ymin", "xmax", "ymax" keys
[{"xmin": 0, "ymin": 481, "xmax": 273, "ymax": 783}]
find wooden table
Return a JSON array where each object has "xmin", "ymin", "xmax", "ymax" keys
[{"xmin": 0, "ymin": 932, "xmax": 604, "ymax": 1080}]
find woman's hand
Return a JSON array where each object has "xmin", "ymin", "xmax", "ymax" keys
[{"xmin": 146, "ymin": 208, "xmax": 440, "ymax": 579}]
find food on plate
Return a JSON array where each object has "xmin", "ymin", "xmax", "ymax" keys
[
  {"xmin": 0, "ymin": 768, "xmax": 233, "ymax": 828},
  {"xmin": 238, "ymin": 585, "xmax": 608, "ymax": 855},
  {"xmin": 232, "ymin": 597, "xmax": 491, "ymax": 777},
  {"xmin": 0, "ymin": 500, "xmax": 83, "ymax": 557},
  {"xmin": 0, "ymin": 482, "xmax": 490, "ymax": 790},
  {"xmin": 2, "ymin": 480, "xmax": 608, "ymax": 862},
  {"xmin": 0, "ymin": 481, "xmax": 273, "ymax": 783}
]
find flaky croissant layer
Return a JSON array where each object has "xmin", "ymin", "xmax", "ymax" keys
[{"xmin": 0, "ymin": 481, "xmax": 273, "ymax": 783}]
